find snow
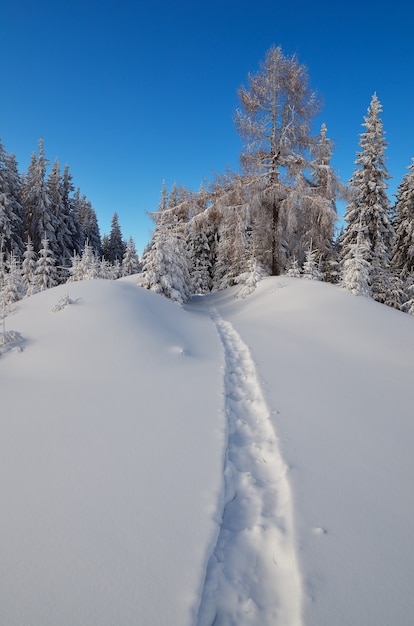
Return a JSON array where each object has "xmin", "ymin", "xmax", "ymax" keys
[{"xmin": 1, "ymin": 276, "xmax": 414, "ymax": 625}]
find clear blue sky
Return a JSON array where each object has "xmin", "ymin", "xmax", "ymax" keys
[{"xmin": 1, "ymin": 0, "xmax": 413, "ymax": 254}]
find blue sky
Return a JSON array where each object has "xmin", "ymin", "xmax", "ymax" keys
[{"xmin": 1, "ymin": 0, "xmax": 413, "ymax": 254}]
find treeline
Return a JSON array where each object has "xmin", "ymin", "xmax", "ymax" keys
[
  {"xmin": 2, "ymin": 45, "xmax": 414, "ymax": 315},
  {"xmin": 0, "ymin": 137, "xmax": 140, "ymax": 301},
  {"xmin": 138, "ymin": 47, "xmax": 414, "ymax": 312}
]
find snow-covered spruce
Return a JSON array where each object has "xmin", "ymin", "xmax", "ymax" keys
[{"xmin": 196, "ymin": 309, "xmax": 302, "ymax": 626}]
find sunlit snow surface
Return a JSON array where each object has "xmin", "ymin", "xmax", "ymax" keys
[{"xmin": 1, "ymin": 276, "xmax": 414, "ymax": 625}]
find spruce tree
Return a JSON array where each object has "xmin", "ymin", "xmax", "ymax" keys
[
  {"xmin": 140, "ymin": 213, "xmax": 191, "ymax": 305},
  {"xmin": 73, "ymin": 190, "xmax": 101, "ymax": 255},
  {"xmin": 107, "ymin": 212, "xmax": 126, "ymax": 263},
  {"xmin": 35, "ymin": 236, "xmax": 59, "ymax": 291},
  {"xmin": 340, "ymin": 94, "xmax": 394, "ymax": 302},
  {"xmin": 47, "ymin": 158, "xmax": 74, "ymax": 269},
  {"xmin": 391, "ymin": 159, "xmax": 414, "ymax": 280},
  {"xmin": 22, "ymin": 238, "xmax": 37, "ymax": 295},
  {"xmin": 23, "ymin": 139, "xmax": 57, "ymax": 253},
  {"xmin": 122, "ymin": 236, "xmax": 140, "ymax": 276},
  {"xmin": 0, "ymin": 140, "xmax": 24, "ymax": 257}
]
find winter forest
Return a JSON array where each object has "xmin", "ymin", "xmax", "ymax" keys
[{"xmin": 2, "ymin": 45, "xmax": 414, "ymax": 313}]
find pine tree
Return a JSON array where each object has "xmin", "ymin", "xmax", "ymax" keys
[{"xmin": 340, "ymin": 94, "xmax": 393, "ymax": 302}]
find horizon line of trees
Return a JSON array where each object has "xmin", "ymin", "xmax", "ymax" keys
[{"xmin": 2, "ymin": 45, "xmax": 414, "ymax": 316}]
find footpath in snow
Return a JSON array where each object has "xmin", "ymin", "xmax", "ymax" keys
[{"xmin": 196, "ymin": 307, "xmax": 302, "ymax": 626}]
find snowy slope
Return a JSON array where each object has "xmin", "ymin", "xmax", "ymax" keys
[
  {"xmin": 208, "ymin": 277, "xmax": 414, "ymax": 626},
  {"xmin": 1, "ymin": 276, "xmax": 414, "ymax": 625},
  {"xmin": 0, "ymin": 280, "xmax": 225, "ymax": 626}
]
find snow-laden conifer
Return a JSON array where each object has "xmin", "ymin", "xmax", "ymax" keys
[
  {"xmin": 122, "ymin": 236, "xmax": 140, "ymax": 276},
  {"xmin": 140, "ymin": 213, "xmax": 191, "ymax": 305},
  {"xmin": 391, "ymin": 159, "xmax": 414, "ymax": 280},
  {"xmin": 22, "ymin": 238, "xmax": 37, "ymax": 295},
  {"xmin": 340, "ymin": 94, "xmax": 393, "ymax": 301},
  {"xmin": 23, "ymin": 140, "xmax": 58, "ymax": 254},
  {"xmin": 286, "ymin": 257, "xmax": 302, "ymax": 278},
  {"xmin": 35, "ymin": 236, "xmax": 59, "ymax": 291},
  {"xmin": 340, "ymin": 225, "xmax": 371, "ymax": 296},
  {"xmin": 302, "ymin": 244, "xmax": 323, "ymax": 280}
]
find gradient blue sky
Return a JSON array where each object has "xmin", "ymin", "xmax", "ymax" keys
[{"xmin": 1, "ymin": 0, "xmax": 413, "ymax": 254}]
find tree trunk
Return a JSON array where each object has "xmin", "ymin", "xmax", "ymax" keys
[{"xmin": 271, "ymin": 199, "xmax": 279, "ymax": 275}]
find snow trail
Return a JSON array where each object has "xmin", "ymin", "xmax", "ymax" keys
[{"xmin": 196, "ymin": 309, "xmax": 302, "ymax": 626}]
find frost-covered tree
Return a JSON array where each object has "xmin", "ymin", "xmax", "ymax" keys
[
  {"xmin": 4, "ymin": 253, "xmax": 24, "ymax": 304},
  {"xmin": 234, "ymin": 258, "xmax": 264, "ymax": 298},
  {"xmin": 391, "ymin": 159, "xmax": 414, "ymax": 280},
  {"xmin": 340, "ymin": 94, "xmax": 393, "ymax": 302},
  {"xmin": 47, "ymin": 158, "xmax": 75, "ymax": 269},
  {"xmin": 286, "ymin": 257, "xmax": 302, "ymax": 277},
  {"xmin": 235, "ymin": 45, "xmax": 321, "ymax": 275},
  {"xmin": 0, "ymin": 141, "xmax": 25, "ymax": 257},
  {"xmin": 75, "ymin": 241, "xmax": 100, "ymax": 280},
  {"xmin": 189, "ymin": 229, "xmax": 212, "ymax": 294},
  {"xmin": 122, "ymin": 236, "xmax": 140, "ymax": 276},
  {"xmin": 21, "ymin": 238, "xmax": 37, "ymax": 295},
  {"xmin": 140, "ymin": 213, "xmax": 191, "ymax": 305},
  {"xmin": 23, "ymin": 139, "xmax": 57, "ymax": 254},
  {"xmin": 340, "ymin": 222, "xmax": 371, "ymax": 296},
  {"xmin": 35, "ymin": 236, "xmax": 59, "ymax": 291},
  {"xmin": 302, "ymin": 244, "xmax": 323, "ymax": 280},
  {"xmin": 73, "ymin": 190, "xmax": 101, "ymax": 255}
]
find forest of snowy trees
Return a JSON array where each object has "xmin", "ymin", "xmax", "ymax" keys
[
  {"xmin": 139, "ymin": 47, "xmax": 414, "ymax": 311},
  {"xmin": 2, "ymin": 45, "xmax": 414, "ymax": 314},
  {"xmin": 0, "ymin": 137, "xmax": 140, "ymax": 308}
]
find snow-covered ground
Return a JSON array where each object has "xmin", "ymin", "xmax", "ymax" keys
[{"xmin": 1, "ymin": 276, "xmax": 413, "ymax": 625}]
